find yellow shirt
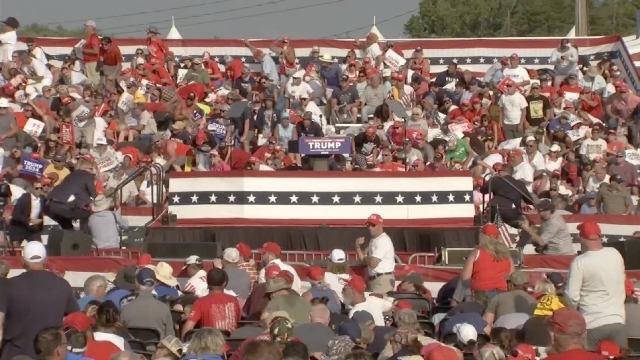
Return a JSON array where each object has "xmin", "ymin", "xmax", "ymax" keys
[
  {"xmin": 133, "ymin": 90, "xmax": 146, "ymax": 103},
  {"xmin": 44, "ymin": 164, "xmax": 70, "ymax": 186},
  {"xmin": 534, "ymin": 294, "xmax": 565, "ymax": 316}
]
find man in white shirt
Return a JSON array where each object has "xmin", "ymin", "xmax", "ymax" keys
[
  {"xmin": 285, "ymin": 73, "xmax": 314, "ymax": 109},
  {"xmin": 523, "ymin": 136, "xmax": 545, "ymax": 172},
  {"xmin": 182, "ymin": 255, "xmax": 208, "ymax": 297},
  {"xmin": 502, "ymin": 54, "xmax": 531, "ymax": 87},
  {"xmin": 355, "ymin": 214, "xmax": 396, "ymax": 294},
  {"xmin": 579, "ymin": 124, "xmax": 607, "ymax": 162},
  {"xmin": 585, "ymin": 165, "xmax": 610, "ymax": 193},
  {"xmin": 565, "ymin": 221, "xmax": 626, "ymax": 350},
  {"xmin": 341, "ymin": 274, "xmax": 393, "ymax": 326},
  {"xmin": 510, "ymin": 149, "xmax": 535, "ymax": 192},
  {"xmin": 257, "ymin": 242, "xmax": 302, "ymax": 294},
  {"xmin": 498, "ymin": 82, "xmax": 528, "ymax": 140},
  {"xmin": 0, "ymin": 17, "xmax": 18, "ymax": 63},
  {"xmin": 20, "ymin": 53, "xmax": 52, "ymax": 93}
]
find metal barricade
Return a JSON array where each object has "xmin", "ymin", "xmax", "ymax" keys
[
  {"xmin": 251, "ymin": 250, "xmax": 404, "ymax": 265},
  {"xmin": 406, "ymin": 253, "xmax": 435, "ymax": 266}
]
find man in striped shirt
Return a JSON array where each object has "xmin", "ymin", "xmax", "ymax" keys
[
  {"xmin": 388, "ymin": 72, "xmax": 415, "ymax": 117},
  {"xmin": 236, "ymin": 242, "xmax": 258, "ymax": 289}
]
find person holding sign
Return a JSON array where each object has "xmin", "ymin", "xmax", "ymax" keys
[{"xmin": 8, "ymin": 180, "xmax": 45, "ymax": 247}]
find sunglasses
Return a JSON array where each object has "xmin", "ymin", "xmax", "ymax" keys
[
  {"xmin": 136, "ymin": 52, "xmax": 143, "ymax": 55},
  {"xmin": 382, "ymin": 154, "xmax": 391, "ymax": 157},
  {"xmin": 27, "ymin": 43, "xmax": 34, "ymax": 47},
  {"xmin": 33, "ymin": 187, "xmax": 42, "ymax": 190}
]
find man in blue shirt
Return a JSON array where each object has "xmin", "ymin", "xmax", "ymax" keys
[
  {"xmin": 103, "ymin": 265, "xmax": 136, "ymax": 309},
  {"xmin": 77, "ymin": 275, "xmax": 107, "ymax": 310},
  {"xmin": 151, "ymin": 262, "xmax": 180, "ymax": 299}
]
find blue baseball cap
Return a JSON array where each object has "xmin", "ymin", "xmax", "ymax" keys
[
  {"xmin": 136, "ymin": 267, "xmax": 156, "ymax": 287},
  {"xmin": 281, "ymin": 110, "xmax": 290, "ymax": 119},
  {"xmin": 588, "ymin": 192, "xmax": 598, "ymax": 199}
]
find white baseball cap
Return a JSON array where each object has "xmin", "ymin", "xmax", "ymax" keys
[
  {"xmin": 329, "ymin": 249, "xmax": 346, "ymax": 263},
  {"xmin": 23, "ymin": 241, "xmax": 47, "ymax": 262},
  {"xmin": 549, "ymin": 144, "xmax": 561, "ymax": 152},
  {"xmin": 182, "ymin": 255, "xmax": 202, "ymax": 269},
  {"xmin": 85, "ymin": 20, "xmax": 97, "ymax": 28},
  {"xmin": 453, "ymin": 323, "xmax": 477, "ymax": 345},
  {"xmin": 525, "ymin": 136, "xmax": 537, "ymax": 143},
  {"xmin": 223, "ymin": 248, "xmax": 240, "ymax": 263},
  {"xmin": 0, "ymin": 98, "xmax": 9, "ymax": 108}
]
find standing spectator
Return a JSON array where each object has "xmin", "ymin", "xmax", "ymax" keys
[
  {"xmin": 222, "ymin": 247, "xmax": 252, "ymax": 303},
  {"xmin": 502, "ymin": 54, "xmax": 530, "ymax": 87},
  {"xmin": 498, "ymin": 81, "xmax": 528, "ymax": 139},
  {"xmin": 355, "ymin": 214, "xmax": 396, "ymax": 294},
  {"xmin": 236, "ymin": 243, "xmax": 258, "ymax": 288},
  {"xmin": 257, "ymin": 242, "xmax": 301, "ymax": 294},
  {"xmin": 182, "ymin": 268, "xmax": 241, "ymax": 335},
  {"xmin": 183, "ymin": 255, "xmax": 208, "ymax": 297},
  {"xmin": 98, "ymin": 36, "xmax": 122, "ymax": 78},
  {"xmin": 521, "ymin": 199, "xmax": 575, "ymax": 255},
  {"xmin": 565, "ymin": 221, "xmax": 626, "ymax": 350},
  {"xmin": 87, "ymin": 195, "xmax": 129, "ymax": 249},
  {"xmin": 0, "ymin": 242, "xmax": 78, "ymax": 360},
  {"xmin": 597, "ymin": 174, "xmax": 634, "ymax": 215},
  {"xmin": 120, "ymin": 268, "xmax": 175, "ymax": 338},
  {"xmin": 82, "ymin": 20, "xmax": 101, "ymax": 85},
  {"xmin": 525, "ymin": 83, "xmax": 552, "ymax": 136},
  {"xmin": 550, "ymin": 39, "xmax": 579, "ymax": 88},
  {"xmin": 0, "ymin": 17, "xmax": 19, "ymax": 63},
  {"xmin": 8, "ymin": 180, "xmax": 45, "ymax": 248}
]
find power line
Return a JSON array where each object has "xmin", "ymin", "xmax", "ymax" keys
[
  {"xmin": 42, "ymin": 0, "xmax": 237, "ymax": 26},
  {"xmin": 107, "ymin": 0, "xmax": 346, "ymax": 36},
  {"xmin": 99, "ymin": 0, "xmax": 294, "ymax": 35},
  {"xmin": 321, "ymin": 9, "xmax": 416, "ymax": 39}
]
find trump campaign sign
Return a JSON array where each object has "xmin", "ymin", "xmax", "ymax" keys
[
  {"xmin": 20, "ymin": 157, "xmax": 45, "ymax": 177},
  {"xmin": 298, "ymin": 137, "xmax": 351, "ymax": 155}
]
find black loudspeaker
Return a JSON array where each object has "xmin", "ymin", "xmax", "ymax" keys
[
  {"xmin": 146, "ymin": 242, "xmax": 222, "ymax": 259},
  {"xmin": 46, "ymin": 229, "xmax": 93, "ymax": 256},
  {"xmin": 122, "ymin": 227, "xmax": 146, "ymax": 250},
  {"xmin": 442, "ymin": 247, "xmax": 522, "ymax": 267}
]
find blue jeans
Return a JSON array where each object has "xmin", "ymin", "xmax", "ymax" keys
[{"xmin": 487, "ymin": 289, "xmax": 505, "ymax": 300}]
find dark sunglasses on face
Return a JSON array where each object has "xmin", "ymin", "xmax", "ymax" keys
[
  {"xmin": 136, "ymin": 52, "xmax": 143, "ymax": 55},
  {"xmin": 33, "ymin": 187, "xmax": 42, "ymax": 190}
]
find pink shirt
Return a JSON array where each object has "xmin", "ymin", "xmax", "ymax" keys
[
  {"xmin": 613, "ymin": 94, "xmax": 640, "ymax": 119},
  {"xmin": 211, "ymin": 161, "xmax": 231, "ymax": 172}
]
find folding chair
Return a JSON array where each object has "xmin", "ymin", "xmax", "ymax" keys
[{"xmin": 127, "ymin": 327, "xmax": 161, "ymax": 342}]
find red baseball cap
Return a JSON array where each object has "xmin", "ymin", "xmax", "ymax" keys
[
  {"xmin": 509, "ymin": 343, "xmax": 536, "ymax": 360},
  {"xmin": 547, "ymin": 307, "xmax": 586, "ymax": 336},
  {"xmin": 363, "ymin": 57, "xmax": 371, "ymax": 63},
  {"xmin": 236, "ymin": 242, "xmax": 252, "ymax": 258},
  {"xmin": 619, "ymin": 85, "xmax": 630, "ymax": 93},
  {"xmin": 276, "ymin": 270, "xmax": 295, "ymax": 284},
  {"xmin": 63, "ymin": 312, "xmax": 96, "ymax": 332},
  {"xmin": 259, "ymin": 241, "xmax": 281, "ymax": 255},
  {"xmin": 366, "ymin": 214, "xmax": 383, "ymax": 226},
  {"xmin": 265, "ymin": 264, "xmax": 281, "ymax": 280},
  {"xmin": 481, "ymin": 223, "xmax": 500, "ymax": 239},
  {"xmin": 341, "ymin": 274, "xmax": 367, "ymax": 293},
  {"xmin": 567, "ymin": 164, "xmax": 578, "ymax": 179},
  {"xmin": 395, "ymin": 300, "xmax": 413, "ymax": 310},
  {"xmin": 577, "ymin": 221, "xmax": 601, "ymax": 241},
  {"xmin": 137, "ymin": 253, "xmax": 153, "ymax": 267},
  {"xmin": 626, "ymin": 278, "xmax": 635, "ymax": 296},
  {"xmin": 307, "ymin": 266, "xmax": 325, "ymax": 281},
  {"xmin": 596, "ymin": 340, "xmax": 622, "ymax": 358}
]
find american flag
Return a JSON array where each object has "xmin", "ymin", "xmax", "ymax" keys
[{"xmin": 494, "ymin": 211, "xmax": 515, "ymax": 248}]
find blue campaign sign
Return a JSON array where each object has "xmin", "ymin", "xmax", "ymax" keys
[
  {"xmin": 20, "ymin": 158, "xmax": 46, "ymax": 176},
  {"xmin": 298, "ymin": 136, "xmax": 351, "ymax": 155}
]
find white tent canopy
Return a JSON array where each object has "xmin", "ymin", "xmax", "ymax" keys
[
  {"xmin": 166, "ymin": 16, "xmax": 183, "ymax": 40},
  {"xmin": 369, "ymin": 16, "xmax": 384, "ymax": 40}
]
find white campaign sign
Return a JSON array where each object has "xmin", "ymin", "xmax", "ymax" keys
[
  {"xmin": 567, "ymin": 128, "xmax": 586, "ymax": 141},
  {"xmin": 96, "ymin": 156, "xmax": 118, "ymax": 172},
  {"xmin": 568, "ymin": 115, "xmax": 582, "ymax": 128},
  {"xmin": 626, "ymin": 149, "xmax": 640, "ymax": 166},
  {"xmin": 23, "ymin": 118, "xmax": 45, "ymax": 139},
  {"xmin": 384, "ymin": 49, "xmax": 406, "ymax": 72},
  {"xmin": 177, "ymin": 69, "xmax": 188, "ymax": 84},
  {"xmin": 118, "ymin": 94, "xmax": 134, "ymax": 112},
  {"xmin": 71, "ymin": 105, "xmax": 90, "ymax": 127}
]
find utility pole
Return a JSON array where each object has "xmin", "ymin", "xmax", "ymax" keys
[{"xmin": 575, "ymin": 0, "xmax": 588, "ymax": 36}]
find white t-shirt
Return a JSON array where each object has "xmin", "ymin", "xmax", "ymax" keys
[
  {"xmin": 0, "ymin": 31, "xmax": 17, "ymax": 63},
  {"xmin": 183, "ymin": 269, "xmax": 209, "ymax": 297},
  {"xmin": 565, "ymin": 247, "xmax": 625, "ymax": 329},
  {"xmin": 348, "ymin": 295, "xmax": 394, "ymax": 326},
  {"xmin": 513, "ymin": 161, "xmax": 534, "ymax": 192},
  {"xmin": 365, "ymin": 43, "xmax": 383, "ymax": 68},
  {"xmin": 31, "ymin": 47, "xmax": 48, "ymax": 65},
  {"xmin": 585, "ymin": 174, "xmax": 610, "ymax": 193},
  {"xmin": 324, "ymin": 272, "xmax": 350, "ymax": 301},
  {"xmin": 498, "ymin": 92, "xmax": 528, "ymax": 125},
  {"xmin": 367, "ymin": 232, "xmax": 396, "ymax": 275},
  {"xmin": 544, "ymin": 156, "xmax": 563, "ymax": 172},
  {"xmin": 524, "ymin": 151, "xmax": 545, "ymax": 172},
  {"xmin": 258, "ymin": 258, "xmax": 302, "ymax": 294},
  {"xmin": 502, "ymin": 66, "xmax": 530, "ymax": 84},
  {"xmin": 286, "ymin": 81, "xmax": 314, "ymax": 100},
  {"xmin": 481, "ymin": 153, "xmax": 503, "ymax": 174},
  {"xmin": 22, "ymin": 59, "xmax": 53, "ymax": 81},
  {"xmin": 579, "ymin": 138, "xmax": 607, "ymax": 161}
]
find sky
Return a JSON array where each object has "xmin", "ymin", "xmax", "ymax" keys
[{"xmin": 3, "ymin": 0, "xmax": 422, "ymax": 39}]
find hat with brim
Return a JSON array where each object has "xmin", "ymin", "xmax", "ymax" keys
[
  {"xmin": 265, "ymin": 277, "xmax": 291, "ymax": 293},
  {"xmin": 171, "ymin": 121, "xmax": 186, "ymax": 131},
  {"xmin": 114, "ymin": 266, "xmax": 137, "ymax": 291},
  {"xmin": 91, "ymin": 195, "xmax": 110, "ymax": 212},
  {"xmin": 1, "ymin": 17, "xmax": 20, "ymax": 29},
  {"xmin": 320, "ymin": 54, "xmax": 333, "ymax": 63},
  {"xmin": 145, "ymin": 26, "xmax": 160, "ymax": 34},
  {"xmin": 153, "ymin": 262, "xmax": 178, "ymax": 287}
]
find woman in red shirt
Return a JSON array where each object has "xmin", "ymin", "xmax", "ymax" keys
[
  {"xmin": 579, "ymin": 88, "xmax": 603, "ymax": 119},
  {"xmin": 460, "ymin": 223, "xmax": 514, "ymax": 299}
]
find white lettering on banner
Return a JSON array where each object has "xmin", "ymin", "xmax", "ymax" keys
[
  {"xmin": 384, "ymin": 49, "xmax": 406, "ymax": 72},
  {"xmin": 309, "ymin": 141, "xmax": 341, "ymax": 150},
  {"xmin": 23, "ymin": 118, "xmax": 45, "ymax": 139},
  {"xmin": 563, "ymin": 91, "xmax": 579, "ymax": 104},
  {"xmin": 626, "ymin": 149, "xmax": 640, "ymax": 166},
  {"xmin": 72, "ymin": 105, "xmax": 90, "ymax": 127},
  {"xmin": 567, "ymin": 129, "xmax": 586, "ymax": 141},
  {"xmin": 177, "ymin": 69, "xmax": 188, "ymax": 84},
  {"xmin": 96, "ymin": 156, "xmax": 118, "ymax": 172},
  {"xmin": 118, "ymin": 94, "xmax": 134, "ymax": 112},
  {"xmin": 22, "ymin": 160, "xmax": 43, "ymax": 174},
  {"xmin": 568, "ymin": 115, "xmax": 582, "ymax": 128},
  {"xmin": 448, "ymin": 122, "xmax": 472, "ymax": 133}
]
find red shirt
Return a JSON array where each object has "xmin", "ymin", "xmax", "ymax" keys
[
  {"xmin": 559, "ymin": 84, "xmax": 582, "ymax": 95},
  {"xmin": 229, "ymin": 148, "xmax": 251, "ymax": 170},
  {"xmin": 253, "ymin": 146, "xmax": 292, "ymax": 166},
  {"xmin": 544, "ymin": 349, "xmax": 605, "ymax": 360},
  {"xmin": 147, "ymin": 38, "xmax": 168, "ymax": 65},
  {"xmin": 471, "ymin": 248, "xmax": 511, "ymax": 291},
  {"xmin": 376, "ymin": 162, "xmax": 406, "ymax": 171},
  {"xmin": 144, "ymin": 102, "xmax": 171, "ymax": 113},
  {"xmin": 204, "ymin": 60, "xmax": 222, "ymax": 79},
  {"xmin": 580, "ymin": 94, "xmax": 603, "ymax": 118},
  {"xmin": 540, "ymin": 85, "xmax": 557, "ymax": 99},
  {"xmin": 188, "ymin": 292, "xmax": 241, "ymax": 333},
  {"xmin": 226, "ymin": 59, "xmax": 245, "ymax": 81},
  {"xmin": 83, "ymin": 33, "xmax": 101, "ymax": 63},
  {"xmin": 230, "ymin": 333, "xmax": 271, "ymax": 360},
  {"xmin": 150, "ymin": 66, "xmax": 174, "ymax": 86},
  {"xmin": 99, "ymin": 45, "xmax": 123, "ymax": 66}
]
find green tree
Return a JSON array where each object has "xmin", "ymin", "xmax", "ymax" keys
[
  {"xmin": 404, "ymin": 0, "xmax": 640, "ymax": 38},
  {"xmin": 18, "ymin": 23, "xmax": 85, "ymax": 38}
]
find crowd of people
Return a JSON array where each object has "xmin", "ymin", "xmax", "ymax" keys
[{"xmin": 0, "ymin": 215, "xmax": 637, "ymax": 360}]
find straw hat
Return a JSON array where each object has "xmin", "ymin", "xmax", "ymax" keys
[
  {"xmin": 320, "ymin": 54, "xmax": 333, "ymax": 63},
  {"xmin": 91, "ymin": 195, "xmax": 110, "ymax": 212},
  {"xmin": 153, "ymin": 262, "xmax": 178, "ymax": 287}
]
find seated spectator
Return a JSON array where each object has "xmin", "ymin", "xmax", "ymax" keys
[
  {"xmin": 258, "ymin": 242, "xmax": 302, "ymax": 294},
  {"xmin": 264, "ymin": 270, "xmax": 311, "ymax": 325},
  {"xmin": 183, "ymin": 328, "xmax": 227, "ymax": 360},
  {"xmin": 625, "ymin": 278, "xmax": 640, "ymax": 338},
  {"xmin": 293, "ymin": 303, "xmax": 336, "ymax": 355},
  {"xmin": 342, "ymin": 274, "xmax": 393, "ymax": 326},
  {"xmin": 302, "ymin": 266, "xmax": 341, "ymax": 314},
  {"xmin": 597, "ymin": 174, "xmax": 634, "ymax": 215},
  {"xmin": 92, "ymin": 301, "xmax": 128, "ymax": 350},
  {"xmin": 150, "ymin": 262, "xmax": 180, "ymax": 299},
  {"xmin": 152, "ymin": 335, "xmax": 183, "ymax": 360},
  {"xmin": 482, "ymin": 271, "xmax": 537, "ymax": 330},
  {"xmin": 77, "ymin": 275, "xmax": 108, "ymax": 309}
]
